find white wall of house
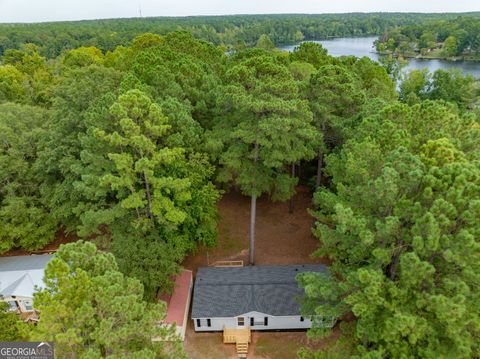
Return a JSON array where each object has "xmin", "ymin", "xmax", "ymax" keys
[
  {"xmin": 1, "ymin": 295, "xmax": 35, "ymax": 313},
  {"xmin": 193, "ymin": 311, "xmax": 327, "ymax": 332},
  {"xmin": 194, "ymin": 316, "xmax": 237, "ymax": 331}
]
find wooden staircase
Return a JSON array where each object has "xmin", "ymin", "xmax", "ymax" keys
[
  {"xmin": 223, "ymin": 327, "xmax": 251, "ymax": 358},
  {"xmin": 236, "ymin": 342, "xmax": 248, "ymax": 358}
]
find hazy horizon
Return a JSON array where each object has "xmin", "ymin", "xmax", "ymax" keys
[{"xmin": 1, "ymin": 0, "xmax": 479, "ymax": 24}]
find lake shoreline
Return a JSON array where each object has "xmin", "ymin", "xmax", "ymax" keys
[
  {"xmin": 279, "ymin": 37, "xmax": 480, "ymax": 78},
  {"xmin": 375, "ymin": 50, "xmax": 480, "ymax": 63}
]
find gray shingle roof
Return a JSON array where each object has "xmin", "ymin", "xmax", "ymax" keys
[{"xmin": 191, "ymin": 264, "xmax": 328, "ymax": 318}]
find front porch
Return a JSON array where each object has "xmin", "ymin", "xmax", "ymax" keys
[{"xmin": 223, "ymin": 326, "xmax": 251, "ymax": 358}]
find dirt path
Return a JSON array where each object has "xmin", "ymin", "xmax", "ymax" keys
[{"xmin": 183, "ymin": 186, "xmax": 335, "ymax": 359}]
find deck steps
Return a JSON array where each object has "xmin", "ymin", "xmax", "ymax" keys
[
  {"xmin": 223, "ymin": 327, "xmax": 251, "ymax": 357},
  {"xmin": 236, "ymin": 341, "xmax": 248, "ymax": 353}
]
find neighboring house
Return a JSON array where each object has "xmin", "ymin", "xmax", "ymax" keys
[
  {"xmin": 0, "ymin": 254, "xmax": 53, "ymax": 313},
  {"xmin": 157, "ymin": 269, "xmax": 193, "ymax": 341},
  {"xmin": 191, "ymin": 264, "xmax": 334, "ymax": 332}
]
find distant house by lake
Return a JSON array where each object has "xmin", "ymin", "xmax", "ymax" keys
[{"xmin": 191, "ymin": 264, "xmax": 334, "ymax": 332}]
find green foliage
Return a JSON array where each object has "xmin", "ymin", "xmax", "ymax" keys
[
  {"xmin": 32, "ymin": 241, "xmax": 185, "ymax": 358},
  {"xmin": 131, "ymin": 33, "xmax": 165, "ymax": 52},
  {"xmin": 400, "ymin": 69, "xmax": 430, "ymax": 103},
  {"xmin": 400, "ymin": 68, "xmax": 477, "ymax": 110},
  {"xmin": 37, "ymin": 65, "xmax": 122, "ymax": 233},
  {"xmin": 63, "ymin": 46, "xmax": 105, "ymax": 68},
  {"xmin": 308, "ymin": 64, "xmax": 365, "ymax": 149},
  {"xmin": 256, "ymin": 34, "xmax": 275, "ymax": 50},
  {"xmin": 298, "ymin": 323, "xmax": 358, "ymax": 359},
  {"xmin": 350, "ymin": 57, "xmax": 397, "ymax": 102},
  {"xmin": 442, "ymin": 36, "xmax": 459, "ymax": 57},
  {"xmin": 75, "ymin": 89, "xmax": 219, "ymax": 296},
  {"xmin": 0, "ymin": 302, "xmax": 27, "ymax": 341},
  {"xmin": 0, "ymin": 103, "xmax": 57, "ymax": 253},
  {"xmin": 212, "ymin": 49, "xmax": 319, "ymax": 264},
  {"xmin": 0, "ymin": 45, "xmax": 56, "ymax": 106},
  {"xmin": 0, "ymin": 17, "xmax": 478, "ymax": 356},
  {"xmin": 419, "ymin": 32, "xmax": 437, "ymax": 51},
  {"xmin": 0, "ymin": 65, "xmax": 26, "ymax": 102},
  {"xmin": 375, "ymin": 15, "xmax": 480, "ymax": 59},
  {"xmin": 302, "ymin": 100, "xmax": 480, "ymax": 358},
  {"xmin": 378, "ymin": 54, "xmax": 407, "ymax": 83},
  {"xmin": 216, "ymin": 50, "xmax": 319, "ymax": 198},
  {"xmin": 0, "ymin": 32, "xmax": 220, "ymax": 298},
  {"xmin": 290, "ymin": 42, "xmax": 331, "ymax": 69},
  {"xmin": 288, "ymin": 61, "xmax": 316, "ymax": 82},
  {"xmin": 3, "ymin": 13, "xmax": 473, "ymax": 58},
  {"xmin": 428, "ymin": 69, "xmax": 476, "ymax": 110}
]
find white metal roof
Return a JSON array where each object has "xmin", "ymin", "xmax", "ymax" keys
[{"xmin": 0, "ymin": 255, "xmax": 53, "ymax": 298}]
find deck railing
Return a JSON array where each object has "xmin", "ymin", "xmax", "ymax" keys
[
  {"xmin": 210, "ymin": 260, "xmax": 244, "ymax": 268},
  {"xmin": 223, "ymin": 327, "xmax": 251, "ymax": 357}
]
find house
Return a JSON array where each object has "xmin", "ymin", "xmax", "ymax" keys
[
  {"xmin": 157, "ymin": 269, "xmax": 193, "ymax": 341},
  {"xmin": 191, "ymin": 264, "xmax": 334, "ymax": 332},
  {"xmin": 0, "ymin": 254, "xmax": 53, "ymax": 313}
]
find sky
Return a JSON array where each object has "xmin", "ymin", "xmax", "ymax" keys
[{"xmin": 0, "ymin": 0, "xmax": 479, "ymax": 23}]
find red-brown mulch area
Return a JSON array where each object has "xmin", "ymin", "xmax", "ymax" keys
[
  {"xmin": 183, "ymin": 186, "xmax": 336, "ymax": 359},
  {"xmin": 182, "ymin": 185, "xmax": 328, "ymax": 274},
  {"xmin": 1, "ymin": 230, "xmax": 77, "ymax": 257}
]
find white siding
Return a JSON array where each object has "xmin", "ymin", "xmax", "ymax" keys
[
  {"xmin": 194, "ymin": 317, "xmax": 237, "ymax": 331},
  {"xmin": 1, "ymin": 295, "xmax": 35, "ymax": 313},
  {"xmin": 193, "ymin": 311, "xmax": 323, "ymax": 332}
]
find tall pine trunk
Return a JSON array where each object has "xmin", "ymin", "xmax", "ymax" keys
[
  {"xmin": 289, "ymin": 162, "xmax": 295, "ymax": 214},
  {"xmin": 250, "ymin": 141, "xmax": 259, "ymax": 266},
  {"xmin": 315, "ymin": 123, "xmax": 327, "ymax": 196},
  {"xmin": 315, "ymin": 149, "xmax": 324, "ymax": 193},
  {"xmin": 249, "ymin": 194, "xmax": 257, "ymax": 265},
  {"xmin": 143, "ymin": 170, "xmax": 154, "ymax": 221}
]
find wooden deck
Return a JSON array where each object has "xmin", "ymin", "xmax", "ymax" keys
[
  {"xmin": 223, "ymin": 327, "xmax": 251, "ymax": 357},
  {"xmin": 210, "ymin": 260, "xmax": 244, "ymax": 268}
]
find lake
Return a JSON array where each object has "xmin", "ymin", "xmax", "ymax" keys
[{"xmin": 280, "ymin": 36, "xmax": 480, "ymax": 78}]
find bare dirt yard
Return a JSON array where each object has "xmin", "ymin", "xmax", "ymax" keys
[{"xmin": 182, "ymin": 186, "xmax": 336, "ymax": 359}]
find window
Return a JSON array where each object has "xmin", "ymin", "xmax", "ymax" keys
[
  {"xmin": 300, "ymin": 316, "xmax": 304, "ymax": 322},
  {"xmin": 196, "ymin": 319, "xmax": 201, "ymax": 327},
  {"xmin": 250, "ymin": 317, "xmax": 254, "ymax": 326},
  {"xmin": 207, "ymin": 319, "xmax": 211, "ymax": 327},
  {"xmin": 7, "ymin": 301, "xmax": 18, "ymax": 311},
  {"xmin": 264, "ymin": 317, "xmax": 268, "ymax": 326},
  {"xmin": 237, "ymin": 317, "xmax": 245, "ymax": 326},
  {"xmin": 23, "ymin": 300, "xmax": 33, "ymax": 311}
]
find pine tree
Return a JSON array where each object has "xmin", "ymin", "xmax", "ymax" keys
[
  {"xmin": 215, "ymin": 50, "xmax": 319, "ymax": 264},
  {"xmin": 32, "ymin": 241, "xmax": 185, "ymax": 358}
]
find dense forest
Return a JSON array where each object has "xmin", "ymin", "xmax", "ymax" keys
[
  {"xmin": 2, "ymin": 12, "xmax": 480, "ymax": 58},
  {"xmin": 0, "ymin": 13, "xmax": 479, "ymax": 359},
  {"xmin": 375, "ymin": 15, "xmax": 480, "ymax": 59}
]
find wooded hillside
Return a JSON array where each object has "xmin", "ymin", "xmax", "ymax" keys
[{"xmin": 1, "ymin": 18, "xmax": 479, "ymax": 358}]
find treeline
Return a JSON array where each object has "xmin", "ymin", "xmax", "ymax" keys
[
  {"xmin": 1, "ymin": 13, "xmax": 479, "ymax": 58},
  {"xmin": 375, "ymin": 15, "xmax": 480, "ymax": 58},
  {"xmin": 1, "ymin": 29, "xmax": 479, "ymax": 358}
]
